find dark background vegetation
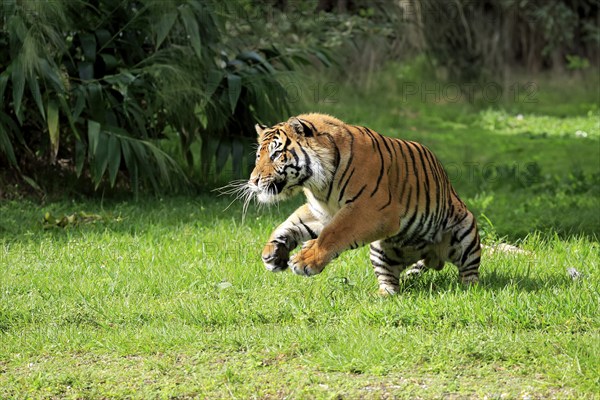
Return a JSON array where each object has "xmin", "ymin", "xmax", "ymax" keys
[{"xmin": 0, "ymin": 0, "xmax": 598, "ymax": 197}]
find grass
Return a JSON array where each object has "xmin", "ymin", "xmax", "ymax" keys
[
  {"xmin": 1, "ymin": 63, "xmax": 599, "ymax": 398},
  {"xmin": 1, "ymin": 198, "xmax": 599, "ymax": 398}
]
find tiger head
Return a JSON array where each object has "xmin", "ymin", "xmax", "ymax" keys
[{"xmin": 249, "ymin": 117, "xmax": 320, "ymax": 203}]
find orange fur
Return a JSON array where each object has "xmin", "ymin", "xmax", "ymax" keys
[{"xmin": 249, "ymin": 113, "xmax": 480, "ymax": 293}]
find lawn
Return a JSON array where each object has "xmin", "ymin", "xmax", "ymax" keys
[{"xmin": 1, "ymin": 67, "xmax": 599, "ymax": 398}]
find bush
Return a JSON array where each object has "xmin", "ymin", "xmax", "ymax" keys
[{"xmin": 0, "ymin": 0, "xmax": 325, "ymax": 195}]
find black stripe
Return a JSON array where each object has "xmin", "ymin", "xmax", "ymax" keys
[
  {"xmin": 299, "ymin": 146, "xmax": 313, "ymax": 178},
  {"xmin": 378, "ymin": 190, "xmax": 392, "ymax": 211},
  {"xmin": 289, "ymin": 148, "xmax": 299, "ymax": 163},
  {"xmin": 346, "ymin": 184, "xmax": 367, "ymax": 204},
  {"xmin": 298, "ymin": 120, "xmax": 315, "ymax": 137},
  {"xmin": 374, "ymin": 129, "xmax": 394, "ymax": 161},
  {"xmin": 298, "ymin": 218, "xmax": 318, "ymax": 239},
  {"xmin": 323, "ymin": 133, "xmax": 341, "ymax": 202},
  {"xmin": 370, "ymin": 247, "xmax": 401, "ymax": 265},
  {"xmin": 397, "ymin": 187, "xmax": 418, "ymax": 239},
  {"xmin": 403, "ymin": 142, "xmax": 419, "ymax": 205},
  {"xmin": 280, "ymin": 135, "xmax": 289, "ymax": 152},
  {"xmin": 338, "ymin": 168, "xmax": 355, "ymax": 203},
  {"xmin": 362, "ymin": 128, "xmax": 385, "ymax": 197},
  {"xmin": 302, "ymin": 119, "xmax": 317, "ymax": 133},
  {"xmin": 362, "ymin": 126, "xmax": 377, "ymax": 150},
  {"xmin": 412, "ymin": 144, "xmax": 431, "ymax": 229},
  {"xmin": 463, "ymin": 255, "xmax": 480, "ymax": 268},
  {"xmin": 460, "ymin": 238, "xmax": 479, "ymax": 265},
  {"xmin": 337, "ymin": 130, "xmax": 355, "ymax": 191},
  {"xmin": 373, "ymin": 271, "xmax": 397, "ymax": 281},
  {"xmin": 397, "ymin": 140, "xmax": 411, "ymax": 208},
  {"xmin": 452, "ymin": 212, "xmax": 469, "ymax": 231},
  {"xmin": 456, "ymin": 218, "xmax": 475, "ymax": 243},
  {"xmin": 403, "ymin": 142, "xmax": 421, "ymax": 238},
  {"xmin": 422, "ymin": 146, "xmax": 443, "ymax": 231}
]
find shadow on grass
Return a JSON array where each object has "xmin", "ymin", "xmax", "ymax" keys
[
  {"xmin": 394, "ymin": 266, "xmax": 577, "ymax": 294},
  {"xmin": 0, "ymin": 195, "xmax": 302, "ymax": 240},
  {"xmin": 479, "ymin": 269, "xmax": 577, "ymax": 292}
]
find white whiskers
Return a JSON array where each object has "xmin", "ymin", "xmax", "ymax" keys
[{"xmin": 214, "ymin": 179, "xmax": 257, "ymax": 222}]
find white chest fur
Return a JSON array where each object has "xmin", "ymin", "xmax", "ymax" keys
[{"xmin": 304, "ymin": 189, "xmax": 337, "ymax": 224}]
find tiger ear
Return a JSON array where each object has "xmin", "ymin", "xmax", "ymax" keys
[
  {"xmin": 255, "ymin": 123, "xmax": 267, "ymax": 138},
  {"xmin": 288, "ymin": 117, "xmax": 314, "ymax": 137}
]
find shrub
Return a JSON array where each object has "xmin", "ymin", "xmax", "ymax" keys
[{"xmin": 0, "ymin": 0, "xmax": 324, "ymax": 194}]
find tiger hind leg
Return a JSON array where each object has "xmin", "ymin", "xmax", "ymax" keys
[
  {"xmin": 369, "ymin": 242, "xmax": 404, "ymax": 295},
  {"xmin": 450, "ymin": 213, "xmax": 481, "ymax": 285},
  {"xmin": 404, "ymin": 260, "xmax": 427, "ymax": 277},
  {"xmin": 403, "ymin": 236, "xmax": 449, "ymax": 278}
]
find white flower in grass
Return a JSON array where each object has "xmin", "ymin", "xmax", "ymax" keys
[
  {"xmin": 575, "ymin": 130, "xmax": 588, "ymax": 138},
  {"xmin": 217, "ymin": 281, "xmax": 233, "ymax": 290},
  {"xmin": 567, "ymin": 267, "xmax": 583, "ymax": 280}
]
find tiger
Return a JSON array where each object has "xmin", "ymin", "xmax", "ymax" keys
[{"xmin": 247, "ymin": 113, "xmax": 480, "ymax": 295}]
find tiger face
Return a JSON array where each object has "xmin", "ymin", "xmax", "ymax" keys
[{"xmin": 249, "ymin": 119, "xmax": 314, "ymax": 203}]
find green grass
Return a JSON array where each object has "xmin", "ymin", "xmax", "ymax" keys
[
  {"xmin": 1, "ymin": 197, "xmax": 599, "ymax": 398},
  {"xmin": 1, "ymin": 64, "xmax": 599, "ymax": 398}
]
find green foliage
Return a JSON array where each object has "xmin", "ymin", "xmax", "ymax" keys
[
  {"xmin": 414, "ymin": 0, "xmax": 599, "ymax": 80},
  {"xmin": 0, "ymin": 0, "xmax": 325, "ymax": 193}
]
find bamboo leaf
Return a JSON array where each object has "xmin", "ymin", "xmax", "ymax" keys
[
  {"xmin": 75, "ymin": 138, "xmax": 85, "ymax": 176},
  {"xmin": 149, "ymin": 145, "xmax": 169, "ymax": 182},
  {"xmin": 200, "ymin": 135, "xmax": 219, "ymax": 177},
  {"xmin": 86, "ymin": 83, "xmax": 104, "ymax": 120},
  {"xmin": 22, "ymin": 175, "xmax": 42, "ymax": 193},
  {"xmin": 205, "ymin": 69, "xmax": 223, "ymax": 100},
  {"xmin": 120, "ymin": 139, "xmax": 132, "ymax": 170},
  {"xmin": 100, "ymin": 53, "xmax": 118, "ymax": 72},
  {"xmin": 179, "ymin": 5, "xmax": 202, "ymax": 59},
  {"xmin": 28, "ymin": 78, "xmax": 45, "ymax": 120},
  {"xmin": 11, "ymin": 59, "xmax": 25, "ymax": 122},
  {"xmin": 38, "ymin": 59, "xmax": 64, "ymax": 92},
  {"xmin": 237, "ymin": 50, "xmax": 265, "ymax": 64},
  {"xmin": 0, "ymin": 72, "xmax": 9, "ymax": 104},
  {"xmin": 73, "ymin": 87, "xmax": 86, "ymax": 119},
  {"xmin": 155, "ymin": 10, "xmax": 178, "ymax": 49},
  {"xmin": 130, "ymin": 140, "xmax": 158, "ymax": 191},
  {"xmin": 78, "ymin": 61, "xmax": 94, "ymax": 80},
  {"xmin": 47, "ymin": 100, "xmax": 60, "ymax": 162},
  {"xmin": 79, "ymin": 33, "xmax": 97, "ymax": 62},
  {"xmin": 88, "ymin": 120, "xmax": 101, "ymax": 155},
  {"xmin": 215, "ymin": 138, "xmax": 231, "ymax": 177},
  {"xmin": 95, "ymin": 29, "xmax": 112, "ymax": 48},
  {"xmin": 57, "ymin": 93, "xmax": 81, "ymax": 141},
  {"xmin": 227, "ymin": 73, "xmax": 242, "ymax": 114},
  {"xmin": 0, "ymin": 119, "xmax": 18, "ymax": 167},
  {"xmin": 107, "ymin": 133, "xmax": 121, "ymax": 187},
  {"xmin": 314, "ymin": 50, "xmax": 332, "ymax": 67},
  {"xmin": 231, "ymin": 138, "xmax": 244, "ymax": 178},
  {"xmin": 237, "ymin": 51, "xmax": 276, "ymax": 73},
  {"xmin": 121, "ymin": 140, "xmax": 139, "ymax": 200},
  {"xmin": 93, "ymin": 131, "xmax": 109, "ymax": 187}
]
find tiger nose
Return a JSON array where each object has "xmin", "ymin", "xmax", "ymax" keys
[{"xmin": 250, "ymin": 176, "xmax": 260, "ymax": 186}]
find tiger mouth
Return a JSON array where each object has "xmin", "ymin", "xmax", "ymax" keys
[
  {"xmin": 272, "ymin": 180, "xmax": 286, "ymax": 194},
  {"xmin": 257, "ymin": 180, "xmax": 288, "ymax": 203}
]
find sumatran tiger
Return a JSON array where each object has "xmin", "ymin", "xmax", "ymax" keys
[{"xmin": 242, "ymin": 113, "xmax": 480, "ymax": 295}]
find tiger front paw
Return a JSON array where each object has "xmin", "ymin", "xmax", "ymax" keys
[
  {"xmin": 262, "ymin": 241, "xmax": 290, "ymax": 272},
  {"xmin": 289, "ymin": 239, "xmax": 328, "ymax": 276}
]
